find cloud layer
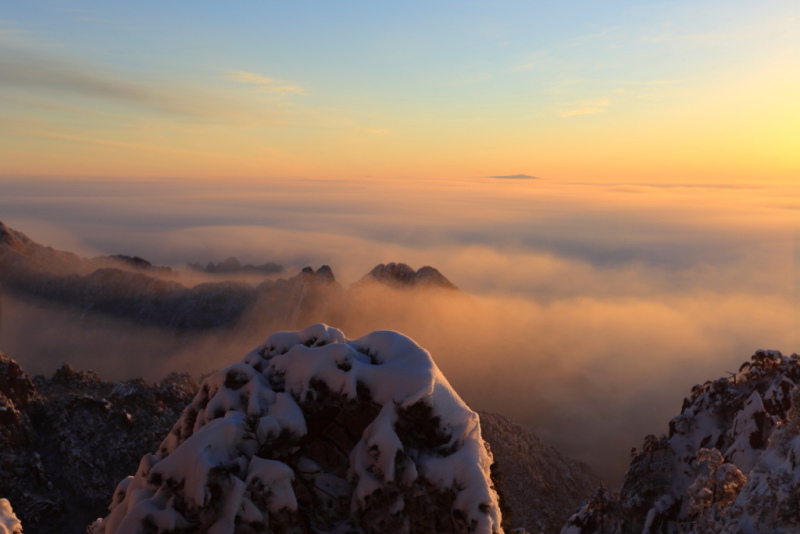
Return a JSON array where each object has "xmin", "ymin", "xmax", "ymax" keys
[{"xmin": 0, "ymin": 175, "xmax": 797, "ymax": 484}]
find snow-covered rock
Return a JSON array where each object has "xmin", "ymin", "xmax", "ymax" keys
[
  {"xmin": 704, "ymin": 385, "xmax": 800, "ymax": 533},
  {"xmin": 0, "ymin": 499, "xmax": 22, "ymax": 534},
  {"xmin": 91, "ymin": 324, "xmax": 503, "ymax": 533},
  {"xmin": 561, "ymin": 350, "xmax": 800, "ymax": 534}
]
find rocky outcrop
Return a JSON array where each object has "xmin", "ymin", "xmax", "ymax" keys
[
  {"xmin": 707, "ymin": 385, "xmax": 800, "ymax": 533},
  {"xmin": 0, "ymin": 347, "xmax": 603, "ymax": 534},
  {"xmin": 360, "ymin": 262, "xmax": 458, "ymax": 290},
  {"xmin": 90, "ymin": 324, "xmax": 503, "ymax": 533},
  {"xmin": 562, "ymin": 350, "xmax": 800, "ymax": 534},
  {"xmin": 0, "ymin": 352, "xmax": 198, "ymax": 534}
]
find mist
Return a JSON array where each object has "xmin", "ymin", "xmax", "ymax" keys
[{"xmin": 0, "ymin": 174, "xmax": 798, "ymax": 484}]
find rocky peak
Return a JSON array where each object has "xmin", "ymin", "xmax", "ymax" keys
[
  {"xmin": 0, "ymin": 353, "xmax": 35, "ymax": 408},
  {"xmin": 0, "ymin": 221, "xmax": 28, "ymax": 254},
  {"xmin": 362, "ymin": 262, "xmax": 458, "ymax": 290},
  {"xmin": 90, "ymin": 324, "xmax": 502, "ymax": 534},
  {"xmin": 297, "ymin": 264, "xmax": 336, "ymax": 283}
]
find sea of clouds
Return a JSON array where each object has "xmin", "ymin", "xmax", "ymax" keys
[{"xmin": 0, "ymin": 175, "xmax": 797, "ymax": 483}]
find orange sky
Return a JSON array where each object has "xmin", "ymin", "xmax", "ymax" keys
[{"xmin": 1, "ymin": 2, "xmax": 798, "ymax": 184}]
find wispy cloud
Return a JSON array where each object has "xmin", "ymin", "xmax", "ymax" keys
[
  {"xmin": 558, "ymin": 98, "xmax": 611, "ymax": 117},
  {"xmin": 0, "ymin": 46, "xmax": 197, "ymax": 118},
  {"xmin": 226, "ymin": 71, "xmax": 305, "ymax": 94},
  {"xmin": 643, "ymin": 79, "xmax": 681, "ymax": 86},
  {"xmin": 0, "ymin": 36, "xmax": 284, "ymax": 125},
  {"xmin": 488, "ymin": 174, "xmax": 540, "ymax": 180}
]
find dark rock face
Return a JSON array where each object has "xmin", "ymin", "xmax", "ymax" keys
[
  {"xmin": 562, "ymin": 350, "xmax": 800, "ymax": 534},
  {"xmin": 0, "ymin": 353, "xmax": 198, "ymax": 534},
  {"xmin": 361, "ymin": 262, "xmax": 458, "ymax": 290},
  {"xmin": 479, "ymin": 412, "xmax": 600, "ymax": 534}
]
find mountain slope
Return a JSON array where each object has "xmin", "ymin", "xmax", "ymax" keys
[
  {"xmin": 479, "ymin": 412, "xmax": 600, "ymax": 534},
  {"xmin": 0, "ymin": 352, "xmax": 198, "ymax": 534}
]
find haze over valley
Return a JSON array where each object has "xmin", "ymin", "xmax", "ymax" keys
[{"xmin": 1, "ymin": 175, "xmax": 796, "ymax": 485}]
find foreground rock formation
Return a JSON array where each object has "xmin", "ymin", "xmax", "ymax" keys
[
  {"xmin": 0, "ymin": 346, "xmax": 600, "ymax": 534},
  {"xmin": 562, "ymin": 350, "xmax": 800, "ymax": 534},
  {"xmin": 0, "ymin": 353, "xmax": 197, "ymax": 533},
  {"xmin": 90, "ymin": 324, "xmax": 503, "ymax": 533}
]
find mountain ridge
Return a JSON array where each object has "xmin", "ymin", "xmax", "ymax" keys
[{"xmin": 0, "ymin": 222, "xmax": 458, "ymax": 331}]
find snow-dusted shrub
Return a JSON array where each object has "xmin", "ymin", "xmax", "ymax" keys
[
  {"xmin": 91, "ymin": 324, "xmax": 502, "ymax": 533},
  {"xmin": 687, "ymin": 448, "xmax": 746, "ymax": 517},
  {"xmin": 709, "ymin": 386, "xmax": 800, "ymax": 534}
]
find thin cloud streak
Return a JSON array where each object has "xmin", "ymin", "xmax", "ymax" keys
[
  {"xmin": 0, "ymin": 48, "xmax": 200, "ymax": 118},
  {"xmin": 488, "ymin": 174, "xmax": 540, "ymax": 180},
  {"xmin": 0, "ymin": 38, "xmax": 287, "ymax": 125},
  {"xmin": 226, "ymin": 70, "xmax": 305, "ymax": 94},
  {"xmin": 559, "ymin": 98, "xmax": 611, "ymax": 117}
]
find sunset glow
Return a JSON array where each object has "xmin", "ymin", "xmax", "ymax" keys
[{"xmin": 1, "ymin": 1, "xmax": 798, "ymax": 184}]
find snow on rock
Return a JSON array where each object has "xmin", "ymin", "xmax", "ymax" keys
[
  {"xmin": 561, "ymin": 350, "xmax": 800, "ymax": 534},
  {"xmin": 0, "ymin": 499, "xmax": 22, "ymax": 534},
  {"xmin": 706, "ymin": 385, "xmax": 800, "ymax": 533},
  {"xmin": 91, "ymin": 324, "xmax": 503, "ymax": 533}
]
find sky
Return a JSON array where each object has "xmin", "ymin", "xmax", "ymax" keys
[
  {"xmin": 1, "ymin": 0, "xmax": 798, "ymax": 183},
  {"xmin": 0, "ymin": 1, "xmax": 799, "ymax": 484}
]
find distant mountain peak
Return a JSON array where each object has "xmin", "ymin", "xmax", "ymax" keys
[
  {"xmin": 298, "ymin": 264, "xmax": 336, "ymax": 282},
  {"xmin": 362, "ymin": 262, "xmax": 458, "ymax": 290},
  {"xmin": 0, "ymin": 221, "xmax": 29, "ymax": 254}
]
